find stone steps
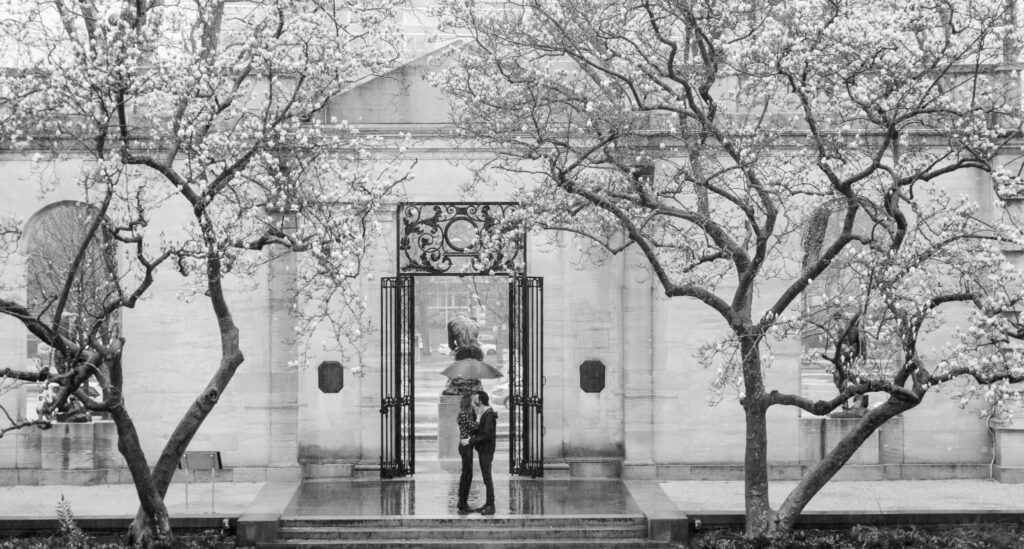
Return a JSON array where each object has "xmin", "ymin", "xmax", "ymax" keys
[
  {"xmin": 260, "ymin": 515, "xmax": 672, "ymax": 548},
  {"xmin": 279, "ymin": 516, "xmax": 643, "ymax": 528},
  {"xmin": 277, "ymin": 525, "xmax": 646, "ymax": 540},
  {"xmin": 260, "ymin": 540, "xmax": 671, "ymax": 548}
]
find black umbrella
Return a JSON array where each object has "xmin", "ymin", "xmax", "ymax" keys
[{"xmin": 440, "ymin": 357, "xmax": 504, "ymax": 379}]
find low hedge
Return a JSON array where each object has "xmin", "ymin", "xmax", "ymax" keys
[{"xmin": 694, "ymin": 524, "xmax": 1024, "ymax": 549}]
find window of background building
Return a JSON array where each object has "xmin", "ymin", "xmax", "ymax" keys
[
  {"xmin": 22, "ymin": 201, "xmax": 119, "ymax": 421},
  {"xmin": 800, "ymin": 201, "xmax": 893, "ymax": 411}
]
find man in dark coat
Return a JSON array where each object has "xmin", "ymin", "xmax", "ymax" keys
[{"xmin": 469, "ymin": 390, "xmax": 497, "ymax": 514}]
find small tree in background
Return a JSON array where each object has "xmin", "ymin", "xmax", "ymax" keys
[
  {"xmin": 0, "ymin": 0, "xmax": 408, "ymax": 544},
  {"xmin": 435, "ymin": 0, "xmax": 1024, "ymax": 535}
]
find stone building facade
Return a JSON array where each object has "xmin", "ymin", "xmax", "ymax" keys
[{"xmin": 1, "ymin": 47, "xmax": 1021, "ymax": 487}]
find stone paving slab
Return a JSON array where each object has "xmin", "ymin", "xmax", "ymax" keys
[
  {"xmin": 0, "ymin": 482, "xmax": 265, "ymax": 518},
  {"xmin": 661, "ymin": 479, "xmax": 1024, "ymax": 513}
]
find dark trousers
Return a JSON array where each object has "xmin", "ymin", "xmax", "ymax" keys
[
  {"xmin": 476, "ymin": 449, "xmax": 495, "ymax": 506},
  {"xmin": 457, "ymin": 444, "xmax": 474, "ymax": 506}
]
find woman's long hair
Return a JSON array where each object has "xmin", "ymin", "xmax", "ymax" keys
[{"xmin": 460, "ymin": 393, "xmax": 474, "ymax": 414}]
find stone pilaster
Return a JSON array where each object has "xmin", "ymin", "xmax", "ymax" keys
[
  {"xmin": 267, "ymin": 248, "xmax": 299, "ymax": 468},
  {"xmin": 621, "ymin": 247, "xmax": 656, "ymax": 478}
]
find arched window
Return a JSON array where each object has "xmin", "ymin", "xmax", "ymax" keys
[
  {"xmin": 800, "ymin": 201, "xmax": 877, "ymax": 408},
  {"xmin": 23, "ymin": 202, "xmax": 119, "ymax": 362}
]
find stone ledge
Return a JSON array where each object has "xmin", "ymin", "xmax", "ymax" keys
[
  {"xmin": 648, "ymin": 463, "xmax": 990, "ymax": 481},
  {"xmin": 352, "ymin": 462, "xmax": 383, "ymax": 479},
  {"xmin": 236, "ymin": 482, "xmax": 300, "ymax": 547},
  {"xmin": 898, "ymin": 463, "xmax": 988, "ymax": 480},
  {"xmin": 624, "ymin": 480, "xmax": 688, "ymax": 544},
  {"xmin": 265, "ymin": 467, "xmax": 302, "ymax": 483},
  {"xmin": 301, "ymin": 462, "xmax": 355, "ymax": 479},
  {"xmin": 994, "ymin": 465, "xmax": 1024, "ymax": 483},
  {"xmin": 543, "ymin": 461, "xmax": 571, "ymax": 479},
  {"xmin": 0, "ymin": 466, "xmax": 301, "ymax": 486},
  {"xmin": 621, "ymin": 461, "xmax": 658, "ymax": 480},
  {"xmin": 236, "ymin": 513, "xmax": 278, "ymax": 548},
  {"xmin": 565, "ymin": 458, "xmax": 622, "ymax": 478},
  {"xmin": 690, "ymin": 510, "xmax": 1024, "ymax": 530}
]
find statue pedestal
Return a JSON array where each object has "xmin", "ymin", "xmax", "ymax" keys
[
  {"xmin": 437, "ymin": 395, "xmax": 463, "ymax": 473},
  {"xmin": 41, "ymin": 422, "xmax": 95, "ymax": 470}
]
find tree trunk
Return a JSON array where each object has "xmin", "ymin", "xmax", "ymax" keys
[
  {"xmin": 770, "ymin": 397, "xmax": 916, "ymax": 532},
  {"xmin": 743, "ymin": 403, "xmax": 773, "ymax": 535},
  {"xmin": 129, "ymin": 327, "xmax": 244, "ymax": 536},
  {"xmin": 130, "ymin": 254, "xmax": 244, "ymax": 541},
  {"xmin": 109, "ymin": 406, "xmax": 171, "ymax": 546},
  {"xmin": 149, "ymin": 338, "xmax": 243, "ymax": 496},
  {"xmin": 739, "ymin": 333, "xmax": 773, "ymax": 536}
]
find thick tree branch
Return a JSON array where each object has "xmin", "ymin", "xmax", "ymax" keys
[
  {"xmin": 768, "ymin": 381, "xmax": 921, "ymax": 416},
  {"xmin": 0, "ymin": 367, "xmax": 50, "ymax": 382}
]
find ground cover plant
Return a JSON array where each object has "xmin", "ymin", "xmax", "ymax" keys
[
  {"xmin": 0, "ymin": 497, "xmax": 228, "ymax": 549},
  {"xmin": 693, "ymin": 523, "xmax": 1024, "ymax": 549},
  {"xmin": 0, "ymin": 532, "xmax": 226, "ymax": 549}
]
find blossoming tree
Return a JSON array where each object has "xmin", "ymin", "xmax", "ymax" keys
[
  {"xmin": 0, "ymin": 0, "xmax": 407, "ymax": 544},
  {"xmin": 435, "ymin": 0, "xmax": 1024, "ymax": 535}
]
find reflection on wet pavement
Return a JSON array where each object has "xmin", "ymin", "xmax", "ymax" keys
[{"xmin": 284, "ymin": 477, "xmax": 641, "ymax": 517}]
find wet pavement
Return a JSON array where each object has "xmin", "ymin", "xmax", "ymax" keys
[
  {"xmin": 283, "ymin": 476, "xmax": 642, "ymax": 517},
  {"xmin": 663, "ymin": 479, "xmax": 1024, "ymax": 513},
  {"xmin": 3, "ymin": 478, "xmax": 1023, "ymax": 522},
  {"xmin": 0, "ymin": 482, "xmax": 264, "ymax": 517}
]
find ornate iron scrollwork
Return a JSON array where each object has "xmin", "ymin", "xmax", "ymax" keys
[{"xmin": 397, "ymin": 203, "xmax": 525, "ymax": 275}]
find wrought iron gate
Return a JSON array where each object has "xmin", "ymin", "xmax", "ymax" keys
[
  {"xmin": 509, "ymin": 276, "xmax": 544, "ymax": 477},
  {"xmin": 380, "ymin": 276, "xmax": 415, "ymax": 478}
]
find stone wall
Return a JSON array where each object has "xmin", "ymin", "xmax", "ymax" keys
[
  {"xmin": 0, "ymin": 53, "xmax": 1012, "ymax": 485},
  {"xmin": 0, "ymin": 155, "xmax": 300, "ymax": 485}
]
